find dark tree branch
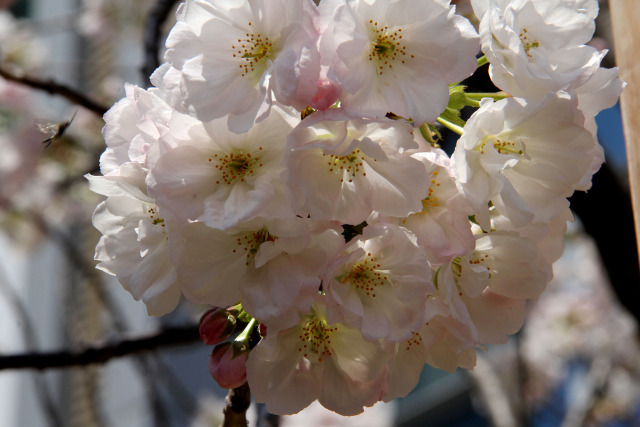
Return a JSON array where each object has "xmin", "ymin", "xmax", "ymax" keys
[
  {"xmin": 0, "ymin": 325, "xmax": 199, "ymax": 371},
  {"xmin": 142, "ymin": 0, "xmax": 181, "ymax": 86},
  {"xmin": 222, "ymin": 383, "xmax": 251, "ymax": 427},
  {"xmin": 0, "ymin": 65, "xmax": 109, "ymax": 117}
]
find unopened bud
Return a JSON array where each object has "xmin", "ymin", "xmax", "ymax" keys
[
  {"xmin": 208, "ymin": 342, "xmax": 249, "ymax": 389},
  {"xmin": 199, "ymin": 307, "xmax": 236, "ymax": 345},
  {"xmin": 310, "ymin": 79, "xmax": 341, "ymax": 110}
]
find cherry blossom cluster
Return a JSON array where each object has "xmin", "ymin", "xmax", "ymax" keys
[{"xmin": 88, "ymin": 0, "xmax": 623, "ymax": 416}]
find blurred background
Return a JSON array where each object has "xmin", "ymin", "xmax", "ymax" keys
[{"xmin": 0, "ymin": 0, "xmax": 638, "ymax": 426}]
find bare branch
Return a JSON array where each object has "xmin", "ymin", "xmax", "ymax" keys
[
  {"xmin": 0, "ymin": 325, "xmax": 200, "ymax": 371},
  {"xmin": 0, "ymin": 65, "xmax": 109, "ymax": 117}
]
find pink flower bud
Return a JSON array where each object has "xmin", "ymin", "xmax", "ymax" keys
[
  {"xmin": 199, "ymin": 307, "xmax": 236, "ymax": 345},
  {"xmin": 310, "ymin": 79, "xmax": 341, "ymax": 110},
  {"xmin": 208, "ymin": 342, "xmax": 249, "ymax": 389}
]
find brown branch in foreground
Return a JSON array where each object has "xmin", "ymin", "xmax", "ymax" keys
[
  {"xmin": 0, "ymin": 325, "xmax": 199, "ymax": 371},
  {"xmin": 0, "ymin": 65, "xmax": 109, "ymax": 117},
  {"xmin": 222, "ymin": 383, "xmax": 251, "ymax": 427}
]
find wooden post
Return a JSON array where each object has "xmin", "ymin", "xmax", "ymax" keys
[{"xmin": 610, "ymin": 0, "xmax": 640, "ymax": 266}]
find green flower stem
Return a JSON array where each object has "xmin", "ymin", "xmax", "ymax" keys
[
  {"xmin": 466, "ymin": 92, "xmax": 510, "ymax": 101},
  {"xmin": 234, "ymin": 317, "xmax": 257, "ymax": 347},
  {"xmin": 477, "ymin": 55, "xmax": 489, "ymax": 67},
  {"xmin": 465, "ymin": 97, "xmax": 482, "ymax": 108},
  {"xmin": 436, "ymin": 117, "xmax": 464, "ymax": 136}
]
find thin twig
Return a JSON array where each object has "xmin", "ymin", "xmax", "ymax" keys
[
  {"xmin": 0, "ymin": 65, "xmax": 109, "ymax": 117},
  {"xmin": 142, "ymin": 0, "xmax": 180, "ymax": 86},
  {"xmin": 0, "ymin": 325, "xmax": 199, "ymax": 371}
]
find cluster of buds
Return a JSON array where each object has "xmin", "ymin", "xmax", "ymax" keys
[{"xmin": 199, "ymin": 305, "xmax": 256, "ymax": 389}]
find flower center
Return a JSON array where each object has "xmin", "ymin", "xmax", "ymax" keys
[
  {"xmin": 231, "ymin": 228, "xmax": 277, "ymax": 266},
  {"xmin": 146, "ymin": 206, "xmax": 165, "ymax": 227},
  {"xmin": 451, "ymin": 256, "xmax": 463, "ymax": 282},
  {"xmin": 402, "ymin": 170, "xmax": 443, "ymax": 224},
  {"xmin": 450, "ymin": 257, "xmax": 466, "ymax": 296},
  {"xmin": 232, "ymin": 22, "xmax": 274, "ymax": 78},
  {"xmin": 450, "ymin": 253, "xmax": 492, "ymax": 295},
  {"xmin": 469, "ymin": 252, "xmax": 491, "ymax": 272},
  {"xmin": 297, "ymin": 318, "xmax": 337, "ymax": 363},
  {"xmin": 209, "ymin": 147, "xmax": 263, "ymax": 185},
  {"xmin": 519, "ymin": 28, "xmax": 539, "ymax": 59},
  {"xmin": 368, "ymin": 20, "xmax": 412, "ymax": 76},
  {"xmin": 323, "ymin": 148, "xmax": 370, "ymax": 183},
  {"xmin": 424, "ymin": 170, "xmax": 442, "ymax": 208},
  {"xmin": 403, "ymin": 332, "xmax": 424, "ymax": 352},
  {"xmin": 476, "ymin": 134, "xmax": 524, "ymax": 156},
  {"xmin": 338, "ymin": 252, "xmax": 388, "ymax": 298}
]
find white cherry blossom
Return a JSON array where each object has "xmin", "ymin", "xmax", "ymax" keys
[
  {"xmin": 246, "ymin": 297, "xmax": 391, "ymax": 415},
  {"xmin": 169, "ymin": 217, "xmax": 343, "ymax": 329},
  {"xmin": 452, "ymin": 92, "xmax": 598, "ymax": 227},
  {"xmin": 88, "ymin": 163, "xmax": 181, "ymax": 316},
  {"xmin": 397, "ymin": 149, "xmax": 475, "ymax": 265},
  {"xmin": 148, "ymin": 106, "xmax": 296, "ymax": 229},
  {"xmin": 100, "ymin": 83, "xmax": 175, "ymax": 175},
  {"xmin": 285, "ymin": 109, "xmax": 428, "ymax": 224},
  {"xmin": 474, "ymin": 0, "xmax": 602, "ymax": 98},
  {"xmin": 163, "ymin": 0, "xmax": 321, "ymax": 133},
  {"xmin": 319, "ymin": 0, "xmax": 479, "ymax": 125},
  {"xmin": 323, "ymin": 223, "xmax": 434, "ymax": 342}
]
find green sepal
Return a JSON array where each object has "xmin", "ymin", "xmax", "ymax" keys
[
  {"xmin": 439, "ymin": 107, "xmax": 466, "ymax": 128},
  {"xmin": 447, "ymin": 85, "xmax": 468, "ymax": 110}
]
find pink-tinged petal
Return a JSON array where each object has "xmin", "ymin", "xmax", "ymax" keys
[
  {"xmin": 247, "ymin": 298, "xmax": 391, "ymax": 415},
  {"xmin": 463, "ymin": 290, "xmax": 526, "ymax": 344},
  {"xmin": 320, "ymin": 0, "xmax": 479, "ymax": 124},
  {"xmin": 325, "ymin": 224, "xmax": 433, "ymax": 342},
  {"xmin": 285, "ymin": 112, "xmax": 428, "ymax": 224}
]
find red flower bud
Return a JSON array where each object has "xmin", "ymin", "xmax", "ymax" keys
[
  {"xmin": 208, "ymin": 342, "xmax": 249, "ymax": 389},
  {"xmin": 199, "ymin": 307, "xmax": 236, "ymax": 345}
]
